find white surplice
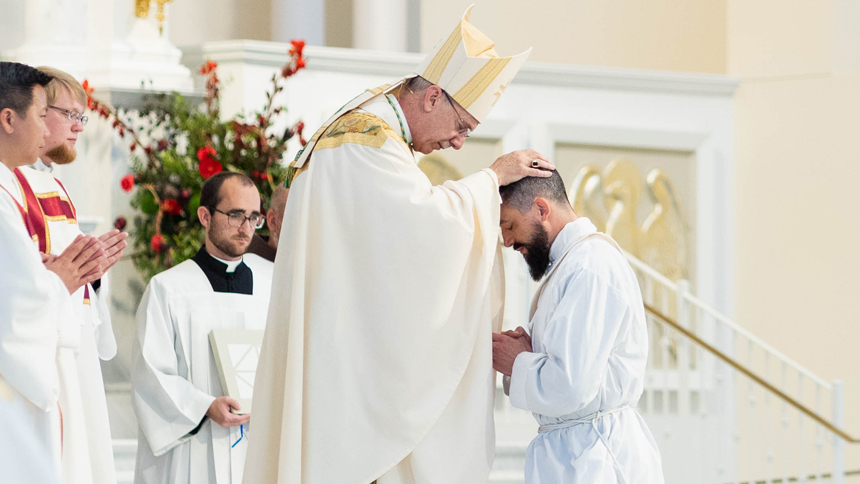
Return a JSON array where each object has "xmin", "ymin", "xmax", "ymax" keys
[
  {"xmin": 131, "ymin": 254, "xmax": 273, "ymax": 484},
  {"xmin": 17, "ymin": 163, "xmax": 118, "ymax": 484},
  {"xmin": 508, "ymin": 218, "xmax": 664, "ymax": 484},
  {"xmin": 244, "ymin": 94, "xmax": 505, "ymax": 484},
  {"xmin": 0, "ymin": 161, "xmax": 77, "ymax": 484}
]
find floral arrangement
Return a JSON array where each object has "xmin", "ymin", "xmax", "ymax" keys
[{"xmin": 87, "ymin": 40, "xmax": 307, "ymax": 281}]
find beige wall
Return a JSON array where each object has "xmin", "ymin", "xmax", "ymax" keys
[
  {"xmin": 166, "ymin": 0, "xmax": 727, "ymax": 72},
  {"xmin": 169, "ymin": 0, "xmax": 273, "ymax": 46},
  {"xmin": 729, "ymin": 0, "xmax": 860, "ymax": 466},
  {"xmin": 421, "ymin": 0, "xmax": 727, "ymax": 73}
]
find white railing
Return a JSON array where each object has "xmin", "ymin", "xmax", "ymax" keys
[
  {"xmin": 491, "ymin": 250, "xmax": 850, "ymax": 484},
  {"xmin": 625, "ymin": 250, "xmax": 846, "ymax": 484}
]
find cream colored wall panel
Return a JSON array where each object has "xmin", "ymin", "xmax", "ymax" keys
[
  {"xmin": 421, "ymin": 0, "xmax": 727, "ymax": 73},
  {"xmin": 727, "ymin": 0, "xmax": 833, "ymax": 78},
  {"xmin": 326, "ymin": 0, "xmax": 354, "ymax": 48},
  {"xmin": 732, "ymin": 74, "xmax": 860, "ymax": 467},
  {"xmin": 169, "ymin": 0, "xmax": 273, "ymax": 46}
]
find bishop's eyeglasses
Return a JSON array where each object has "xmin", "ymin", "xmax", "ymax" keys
[
  {"xmin": 48, "ymin": 106, "xmax": 88, "ymax": 126},
  {"xmin": 210, "ymin": 207, "xmax": 265, "ymax": 229}
]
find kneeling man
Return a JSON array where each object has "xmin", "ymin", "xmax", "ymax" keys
[
  {"xmin": 132, "ymin": 172, "xmax": 274, "ymax": 484},
  {"xmin": 492, "ymin": 171, "xmax": 664, "ymax": 484}
]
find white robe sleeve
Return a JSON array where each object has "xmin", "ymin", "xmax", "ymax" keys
[
  {"xmin": 0, "ymin": 195, "xmax": 73, "ymax": 411},
  {"xmin": 91, "ymin": 275, "xmax": 117, "ymax": 360},
  {"xmin": 508, "ymin": 268, "xmax": 628, "ymax": 417},
  {"xmin": 131, "ymin": 278, "xmax": 216, "ymax": 456}
]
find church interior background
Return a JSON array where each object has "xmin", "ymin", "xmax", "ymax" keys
[{"xmin": 3, "ymin": 0, "xmax": 860, "ymax": 482}]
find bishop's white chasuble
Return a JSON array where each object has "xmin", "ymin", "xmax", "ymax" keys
[
  {"xmin": 244, "ymin": 95, "xmax": 505, "ymax": 484},
  {"xmin": 0, "ymin": 161, "xmax": 77, "ymax": 484},
  {"xmin": 132, "ymin": 252, "xmax": 273, "ymax": 484}
]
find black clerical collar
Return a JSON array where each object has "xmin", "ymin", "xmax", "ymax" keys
[{"xmin": 191, "ymin": 246, "xmax": 253, "ymax": 295}]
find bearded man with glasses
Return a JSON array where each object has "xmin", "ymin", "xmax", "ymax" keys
[
  {"xmin": 9, "ymin": 65, "xmax": 128, "ymax": 484},
  {"xmin": 131, "ymin": 172, "xmax": 273, "ymax": 484}
]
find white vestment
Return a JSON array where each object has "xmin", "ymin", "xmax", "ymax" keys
[
  {"xmin": 244, "ymin": 95, "xmax": 505, "ymax": 484},
  {"xmin": 132, "ymin": 253, "xmax": 273, "ymax": 484},
  {"xmin": 508, "ymin": 218, "xmax": 664, "ymax": 484},
  {"xmin": 17, "ymin": 163, "xmax": 118, "ymax": 484},
  {"xmin": 0, "ymin": 161, "xmax": 78, "ymax": 484}
]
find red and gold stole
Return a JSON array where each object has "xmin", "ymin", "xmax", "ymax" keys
[{"xmin": 13, "ymin": 168, "xmax": 89, "ymax": 304}]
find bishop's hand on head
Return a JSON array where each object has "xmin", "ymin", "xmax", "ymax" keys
[
  {"xmin": 43, "ymin": 234, "xmax": 106, "ymax": 294},
  {"xmin": 491, "ymin": 149, "xmax": 556, "ymax": 186}
]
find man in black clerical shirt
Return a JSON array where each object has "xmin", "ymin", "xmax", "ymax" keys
[{"xmin": 131, "ymin": 172, "xmax": 274, "ymax": 484}]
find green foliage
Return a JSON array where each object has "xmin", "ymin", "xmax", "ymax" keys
[{"xmin": 100, "ymin": 51, "xmax": 307, "ymax": 282}]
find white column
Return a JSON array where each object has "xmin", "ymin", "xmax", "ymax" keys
[
  {"xmin": 84, "ymin": 0, "xmax": 192, "ymax": 92},
  {"xmin": 0, "ymin": 1, "xmax": 26, "ymax": 55},
  {"xmin": 833, "ymin": 0, "xmax": 860, "ymax": 74},
  {"xmin": 16, "ymin": 0, "xmax": 88, "ymax": 77},
  {"xmin": 353, "ymin": 0, "xmax": 407, "ymax": 52},
  {"xmin": 271, "ymin": 0, "xmax": 325, "ymax": 46}
]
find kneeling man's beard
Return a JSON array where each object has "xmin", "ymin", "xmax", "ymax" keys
[
  {"xmin": 44, "ymin": 144, "xmax": 77, "ymax": 165},
  {"xmin": 523, "ymin": 222, "xmax": 551, "ymax": 281}
]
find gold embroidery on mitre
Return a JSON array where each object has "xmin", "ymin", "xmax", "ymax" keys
[
  {"xmin": 452, "ymin": 57, "xmax": 512, "ymax": 109},
  {"xmin": 422, "ymin": 27, "xmax": 464, "ymax": 85},
  {"xmin": 491, "ymin": 83, "xmax": 508, "ymax": 107},
  {"xmin": 315, "ymin": 112, "xmax": 402, "ymax": 151}
]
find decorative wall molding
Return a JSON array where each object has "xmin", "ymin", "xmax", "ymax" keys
[{"xmin": 182, "ymin": 41, "xmax": 740, "ymax": 97}]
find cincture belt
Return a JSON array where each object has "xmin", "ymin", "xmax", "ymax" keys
[{"xmin": 538, "ymin": 405, "xmax": 631, "ymax": 484}]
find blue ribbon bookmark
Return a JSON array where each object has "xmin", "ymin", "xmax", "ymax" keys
[{"xmin": 232, "ymin": 424, "xmax": 244, "ymax": 448}]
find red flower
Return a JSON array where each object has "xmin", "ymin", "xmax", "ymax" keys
[
  {"xmin": 144, "ymin": 146, "xmax": 153, "ymax": 156},
  {"xmin": 161, "ymin": 199, "xmax": 182, "ymax": 215},
  {"xmin": 157, "ymin": 140, "xmax": 168, "ymax": 151},
  {"xmin": 150, "ymin": 234, "xmax": 168, "ymax": 252},
  {"xmin": 120, "ymin": 174, "xmax": 135, "ymax": 192},
  {"xmin": 199, "ymin": 60, "xmax": 218, "ymax": 75},
  {"xmin": 129, "ymin": 142, "xmax": 136, "ymax": 152},
  {"xmin": 197, "ymin": 146, "xmax": 223, "ymax": 179},
  {"xmin": 289, "ymin": 40, "xmax": 306, "ymax": 56},
  {"xmin": 82, "ymin": 80, "xmax": 96, "ymax": 110},
  {"xmin": 113, "ymin": 216, "xmax": 127, "ymax": 231},
  {"xmin": 197, "ymin": 146, "xmax": 216, "ymax": 162},
  {"xmin": 295, "ymin": 57, "xmax": 306, "ymax": 70}
]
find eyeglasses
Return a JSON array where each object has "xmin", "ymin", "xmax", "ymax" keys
[
  {"xmin": 48, "ymin": 106, "xmax": 88, "ymax": 126},
  {"xmin": 441, "ymin": 91, "xmax": 471, "ymax": 139},
  {"xmin": 210, "ymin": 207, "xmax": 265, "ymax": 229}
]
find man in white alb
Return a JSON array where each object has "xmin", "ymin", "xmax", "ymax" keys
[
  {"xmin": 0, "ymin": 61, "xmax": 108, "ymax": 484},
  {"xmin": 14, "ymin": 65, "xmax": 127, "ymax": 484},
  {"xmin": 492, "ymin": 170, "xmax": 664, "ymax": 484},
  {"xmin": 132, "ymin": 172, "xmax": 274, "ymax": 484}
]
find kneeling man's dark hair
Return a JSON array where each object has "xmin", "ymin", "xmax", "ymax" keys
[{"xmin": 499, "ymin": 169, "xmax": 570, "ymax": 213}]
